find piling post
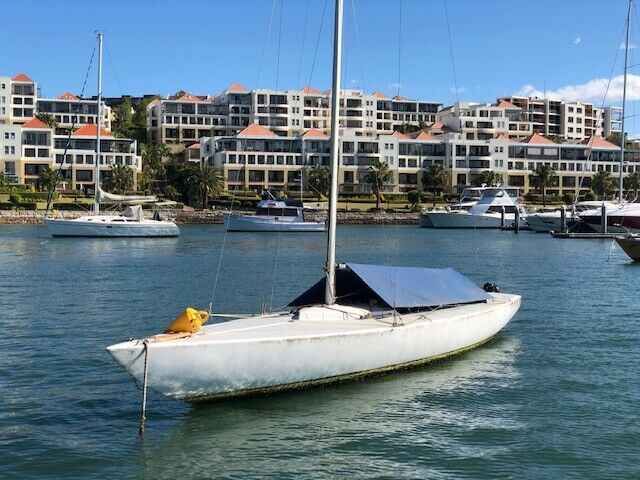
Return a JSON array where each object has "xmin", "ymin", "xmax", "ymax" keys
[
  {"xmin": 514, "ymin": 207, "xmax": 520, "ymax": 234},
  {"xmin": 560, "ymin": 205, "xmax": 567, "ymax": 233},
  {"xmin": 600, "ymin": 202, "xmax": 608, "ymax": 234},
  {"xmin": 501, "ymin": 206, "xmax": 506, "ymax": 229}
]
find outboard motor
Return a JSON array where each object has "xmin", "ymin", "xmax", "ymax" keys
[{"xmin": 483, "ymin": 282, "xmax": 500, "ymax": 293}]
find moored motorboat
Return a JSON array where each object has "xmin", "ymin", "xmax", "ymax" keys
[
  {"xmin": 616, "ymin": 235, "xmax": 640, "ymax": 260},
  {"xmin": 421, "ymin": 188, "xmax": 527, "ymax": 229},
  {"xmin": 224, "ymin": 198, "xmax": 325, "ymax": 232},
  {"xmin": 526, "ymin": 201, "xmax": 616, "ymax": 233}
]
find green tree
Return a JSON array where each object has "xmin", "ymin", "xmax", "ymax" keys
[
  {"xmin": 35, "ymin": 113, "xmax": 58, "ymax": 129},
  {"xmin": 624, "ymin": 171, "xmax": 640, "ymax": 199},
  {"xmin": 163, "ymin": 185, "xmax": 180, "ymax": 201},
  {"xmin": 365, "ymin": 160, "xmax": 393, "ymax": 209},
  {"xmin": 529, "ymin": 164, "xmax": 556, "ymax": 207},
  {"xmin": 475, "ymin": 170, "xmax": 503, "ymax": 187},
  {"xmin": 546, "ymin": 134, "xmax": 566, "ymax": 144},
  {"xmin": 591, "ymin": 170, "xmax": 615, "ymax": 200},
  {"xmin": 187, "ymin": 164, "xmax": 224, "ymax": 209},
  {"xmin": 421, "ymin": 163, "xmax": 450, "ymax": 207},
  {"xmin": 112, "ymin": 96, "xmax": 134, "ymax": 138},
  {"xmin": 105, "ymin": 164, "xmax": 134, "ymax": 194},
  {"xmin": 0, "ymin": 172, "xmax": 8, "ymax": 187},
  {"xmin": 141, "ymin": 143, "xmax": 171, "ymax": 193},
  {"xmin": 407, "ymin": 189, "xmax": 421, "ymax": 206},
  {"xmin": 306, "ymin": 165, "xmax": 331, "ymax": 200},
  {"xmin": 38, "ymin": 167, "xmax": 59, "ymax": 193}
]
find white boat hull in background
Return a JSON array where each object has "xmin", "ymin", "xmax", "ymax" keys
[
  {"xmin": 421, "ymin": 211, "xmax": 526, "ymax": 229},
  {"xmin": 107, "ymin": 293, "xmax": 520, "ymax": 401},
  {"xmin": 45, "ymin": 216, "xmax": 180, "ymax": 237},
  {"xmin": 526, "ymin": 212, "xmax": 562, "ymax": 233},
  {"xmin": 224, "ymin": 215, "xmax": 325, "ymax": 232}
]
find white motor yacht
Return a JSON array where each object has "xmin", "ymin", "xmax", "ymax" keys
[
  {"xmin": 578, "ymin": 202, "xmax": 640, "ymax": 234},
  {"xmin": 224, "ymin": 198, "xmax": 325, "ymax": 232},
  {"xmin": 421, "ymin": 188, "xmax": 527, "ymax": 229}
]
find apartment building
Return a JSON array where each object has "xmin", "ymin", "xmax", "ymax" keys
[
  {"xmin": 37, "ymin": 92, "xmax": 112, "ymax": 132},
  {"xmin": 498, "ymin": 95, "xmax": 622, "ymax": 141},
  {"xmin": 0, "ymin": 73, "xmax": 38, "ymax": 125},
  {"xmin": 436, "ymin": 101, "xmax": 532, "ymax": 140},
  {"xmin": 0, "ymin": 118, "xmax": 141, "ymax": 189},
  {"xmin": 201, "ymin": 123, "xmax": 638, "ymax": 198},
  {"xmin": 147, "ymin": 83, "xmax": 442, "ymax": 146}
]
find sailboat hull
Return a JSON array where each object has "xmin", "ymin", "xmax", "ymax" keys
[
  {"xmin": 224, "ymin": 215, "xmax": 326, "ymax": 232},
  {"xmin": 45, "ymin": 217, "xmax": 180, "ymax": 237},
  {"xmin": 107, "ymin": 293, "xmax": 520, "ymax": 401}
]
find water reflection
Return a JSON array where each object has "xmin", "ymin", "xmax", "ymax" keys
[{"xmin": 137, "ymin": 335, "xmax": 522, "ymax": 479}]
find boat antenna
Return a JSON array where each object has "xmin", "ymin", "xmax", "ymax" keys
[
  {"xmin": 325, "ymin": 0, "xmax": 343, "ymax": 306},
  {"xmin": 620, "ymin": 0, "xmax": 632, "ymax": 202},
  {"xmin": 95, "ymin": 32, "xmax": 103, "ymax": 215}
]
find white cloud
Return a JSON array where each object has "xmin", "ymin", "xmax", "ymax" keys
[
  {"xmin": 620, "ymin": 42, "xmax": 637, "ymax": 49},
  {"xmin": 515, "ymin": 74, "xmax": 640, "ymax": 102},
  {"xmin": 574, "ymin": 37, "xmax": 581, "ymax": 45}
]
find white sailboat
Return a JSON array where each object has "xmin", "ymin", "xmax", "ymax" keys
[
  {"xmin": 107, "ymin": 0, "xmax": 521, "ymax": 404},
  {"xmin": 44, "ymin": 34, "xmax": 179, "ymax": 238},
  {"xmin": 224, "ymin": 197, "xmax": 325, "ymax": 232}
]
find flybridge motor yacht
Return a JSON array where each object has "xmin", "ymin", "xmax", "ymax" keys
[
  {"xmin": 224, "ymin": 198, "xmax": 325, "ymax": 232},
  {"xmin": 421, "ymin": 188, "xmax": 527, "ymax": 229},
  {"xmin": 43, "ymin": 34, "xmax": 179, "ymax": 238},
  {"xmin": 526, "ymin": 201, "xmax": 618, "ymax": 233},
  {"xmin": 107, "ymin": 0, "xmax": 520, "ymax": 410}
]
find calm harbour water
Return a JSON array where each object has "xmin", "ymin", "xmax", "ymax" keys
[{"xmin": 0, "ymin": 224, "xmax": 638, "ymax": 479}]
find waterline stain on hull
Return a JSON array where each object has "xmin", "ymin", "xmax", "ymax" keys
[{"xmin": 184, "ymin": 335, "xmax": 496, "ymax": 403}]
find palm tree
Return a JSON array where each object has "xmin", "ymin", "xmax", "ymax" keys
[
  {"xmin": 475, "ymin": 170, "xmax": 503, "ymax": 187},
  {"xmin": 38, "ymin": 167, "xmax": 59, "ymax": 193},
  {"xmin": 306, "ymin": 165, "xmax": 331, "ymax": 200},
  {"xmin": 35, "ymin": 113, "xmax": 58, "ymax": 129},
  {"xmin": 591, "ymin": 170, "xmax": 615, "ymax": 200},
  {"xmin": 624, "ymin": 171, "xmax": 640, "ymax": 199},
  {"xmin": 421, "ymin": 163, "xmax": 450, "ymax": 207},
  {"xmin": 529, "ymin": 164, "xmax": 556, "ymax": 207},
  {"xmin": 105, "ymin": 164, "xmax": 134, "ymax": 194},
  {"xmin": 188, "ymin": 164, "xmax": 224, "ymax": 210},
  {"xmin": 364, "ymin": 159, "xmax": 393, "ymax": 209}
]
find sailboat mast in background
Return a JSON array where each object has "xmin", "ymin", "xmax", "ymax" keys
[
  {"xmin": 619, "ymin": 0, "xmax": 632, "ymax": 202},
  {"xmin": 94, "ymin": 33, "xmax": 103, "ymax": 215}
]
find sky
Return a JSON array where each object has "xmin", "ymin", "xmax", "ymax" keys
[{"xmin": 2, "ymin": 0, "xmax": 640, "ymax": 132}]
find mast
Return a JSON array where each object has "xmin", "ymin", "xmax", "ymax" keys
[
  {"xmin": 94, "ymin": 33, "xmax": 103, "ymax": 214},
  {"xmin": 620, "ymin": 0, "xmax": 632, "ymax": 203},
  {"xmin": 325, "ymin": 0, "xmax": 343, "ymax": 305}
]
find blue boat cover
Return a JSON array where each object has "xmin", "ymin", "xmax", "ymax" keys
[{"xmin": 289, "ymin": 263, "xmax": 490, "ymax": 309}]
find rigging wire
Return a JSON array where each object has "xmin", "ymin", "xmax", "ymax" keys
[
  {"xmin": 396, "ymin": 0, "xmax": 402, "ymax": 97},
  {"xmin": 105, "ymin": 43, "xmax": 124, "ymax": 97},
  {"xmin": 275, "ymin": 0, "xmax": 283, "ymax": 91},
  {"xmin": 443, "ymin": 0, "xmax": 459, "ymax": 103},
  {"xmin": 296, "ymin": 0, "xmax": 310, "ymax": 90},
  {"xmin": 350, "ymin": 0, "xmax": 367, "ymax": 95},
  {"xmin": 255, "ymin": 0, "xmax": 278, "ymax": 91},
  {"xmin": 45, "ymin": 40, "xmax": 97, "ymax": 213},
  {"xmin": 307, "ymin": 0, "xmax": 329, "ymax": 88}
]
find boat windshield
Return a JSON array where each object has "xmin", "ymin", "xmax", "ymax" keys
[
  {"xmin": 482, "ymin": 189, "xmax": 506, "ymax": 198},
  {"xmin": 256, "ymin": 207, "xmax": 299, "ymax": 217}
]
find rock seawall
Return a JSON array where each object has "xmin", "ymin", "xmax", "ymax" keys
[{"xmin": 0, "ymin": 209, "xmax": 420, "ymax": 225}]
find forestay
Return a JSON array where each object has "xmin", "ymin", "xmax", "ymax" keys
[{"xmin": 289, "ymin": 263, "xmax": 490, "ymax": 309}]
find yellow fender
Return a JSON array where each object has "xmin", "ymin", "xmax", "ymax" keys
[{"xmin": 165, "ymin": 308, "xmax": 210, "ymax": 334}]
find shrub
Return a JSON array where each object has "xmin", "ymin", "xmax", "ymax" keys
[
  {"xmin": 583, "ymin": 191, "xmax": 596, "ymax": 201},
  {"xmin": 0, "ymin": 202, "xmax": 13, "ymax": 210},
  {"xmin": 174, "ymin": 202, "xmax": 184, "ymax": 209},
  {"xmin": 9, "ymin": 193, "xmax": 22, "ymax": 204},
  {"xmin": 561, "ymin": 192, "xmax": 575, "ymax": 205},
  {"xmin": 19, "ymin": 191, "xmax": 59, "ymax": 201},
  {"xmin": 407, "ymin": 190, "xmax": 421, "ymax": 205}
]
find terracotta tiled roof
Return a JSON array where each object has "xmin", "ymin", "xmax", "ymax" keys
[
  {"xmin": 22, "ymin": 118, "xmax": 50, "ymax": 129},
  {"xmin": 496, "ymin": 100, "xmax": 520, "ymax": 109},
  {"xmin": 301, "ymin": 128, "xmax": 328, "ymax": 138},
  {"xmin": 391, "ymin": 131, "xmax": 409, "ymax": 139},
  {"xmin": 148, "ymin": 99, "xmax": 160, "ymax": 107},
  {"xmin": 12, "ymin": 73, "xmax": 33, "ymax": 82},
  {"xmin": 372, "ymin": 91, "xmax": 388, "ymax": 99},
  {"xmin": 301, "ymin": 86, "xmax": 324, "ymax": 95},
  {"xmin": 56, "ymin": 92, "xmax": 80, "ymax": 100},
  {"xmin": 71, "ymin": 124, "xmax": 113, "ymax": 138},
  {"xmin": 226, "ymin": 83, "xmax": 249, "ymax": 93},
  {"xmin": 521, "ymin": 133, "xmax": 556, "ymax": 145},
  {"xmin": 430, "ymin": 121, "xmax": 444, "ymax": 130},
  {"xmin": 412, "ymin": 131, "xmax": 438, "ymax": 141},
  {"xmin": 188, "ymin": 143, "xmax": 201, "ymax": 149},
  {"xmin": 581, "ymin": 136, "xmax": 619, "ymax": 149},
  {"xmin": 176, "ymin": 93, "xmax": 201, "ymax": 102},
  {"xmin": 393, "ymin": 95, "xmax": 408, "ymax": 101},
  {"xmin": 237, "ymin": 123, "xmax": 276, "ymax": 138}
]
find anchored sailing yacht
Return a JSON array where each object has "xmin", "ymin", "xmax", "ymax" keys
[
  {"xmin": 44, "ymin": 34, "xmax": 179, "ymax": 238},
  {"xmin": 107, "ymin": 0, "xmax": 520, "ymax": 403},
  {"xmin": 421, "ymin": 188, "xmax": 527, "ymax": 229},
  {"xmin": 224, "ymin": 197, "xmax": 325, "ymax": 232}
]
